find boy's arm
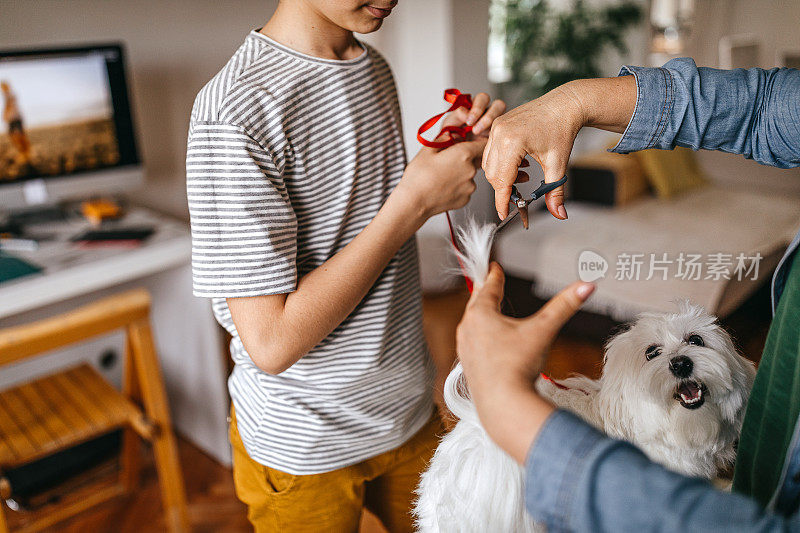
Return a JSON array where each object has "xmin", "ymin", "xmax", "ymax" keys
[{"xmin": 229, "ymin": 138, "xmax": 487, "ymax": 375}]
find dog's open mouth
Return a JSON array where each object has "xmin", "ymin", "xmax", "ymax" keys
[{"xmin": 674, "ymin": 380, "xmax": 707, "ymax": 409}]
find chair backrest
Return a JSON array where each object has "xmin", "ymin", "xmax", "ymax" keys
[{"xmin": 0, "ymin": 289, "xmax": 151, "ymax": 369}]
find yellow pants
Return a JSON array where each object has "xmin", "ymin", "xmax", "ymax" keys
[{"xmin": 230, "ymin": 409, "xmax": 443, "ymax": 532}]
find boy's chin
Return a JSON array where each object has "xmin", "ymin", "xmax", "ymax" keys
[{"xmin": 351, "ymin": 17, "xmax": 384, "ymax": 34}]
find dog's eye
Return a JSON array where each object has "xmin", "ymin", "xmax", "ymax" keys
[
  {"xmin": 645, "ymin": 345, "xmax": 662, "ymax": 361},
  {"xmin": 687, "ymin": 334, "xmax": 704, "ymax": 347}
]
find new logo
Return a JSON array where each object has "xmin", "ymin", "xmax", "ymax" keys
[{"xmin": 578, "ymin": 250, "xmax": 608, "ymax": 282}]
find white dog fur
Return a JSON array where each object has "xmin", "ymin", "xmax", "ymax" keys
[{"xmin": 414, "ymin": 220, "xmax": 756, "ymax": 533}]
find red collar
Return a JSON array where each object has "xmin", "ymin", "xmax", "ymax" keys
[{"xmin": 539, "ymin": 373, "xmax": 590, "ymax": 396}]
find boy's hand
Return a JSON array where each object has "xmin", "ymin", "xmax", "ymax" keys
[
  {"xmin": 398, "ymin": 138, "xmax": 487, "ymax": 221},
  {"xmin": 397, "ymin": 93, "xmax": 505, "ymax": 222},
  {"xmin": 450, "ymin": 92, "xmax": 506, "ymax": 137}
]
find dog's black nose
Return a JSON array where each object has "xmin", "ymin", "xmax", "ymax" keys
[{"xmin": 669, "ymin": 355, "xmax": 693, "ymax": 378}]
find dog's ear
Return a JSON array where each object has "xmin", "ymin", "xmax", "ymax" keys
[
  {"xmin": 606, "ymin": 321, "xmax": 632, "ymax": 341},
  {"xmin": 602, "ymin": 322, "xmax": 632, "ymax": 364}
]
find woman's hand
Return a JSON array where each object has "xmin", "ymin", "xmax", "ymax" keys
[
  {"xmin": 482, "ymin": 76, "xmax": 636, "ymax": 220},
  {"xmin": 482, "ymin": 84, "xmax": 584, "ymax": 220},
  {"xmin": 455, "ymin": 263, "xmax": 595, "ymax": 462}
]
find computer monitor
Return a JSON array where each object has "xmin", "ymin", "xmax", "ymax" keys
[{"xmin": 0, "ymin": 43, "xmax": 142, "ymax": 210}]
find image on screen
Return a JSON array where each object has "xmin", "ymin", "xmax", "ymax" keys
[{"xmin": 0, "ymin": 52, "xmax": 121, "ymax": 182}]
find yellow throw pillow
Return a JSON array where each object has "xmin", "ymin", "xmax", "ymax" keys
[{"xmin": 633, "ymin": 146, "xmax": 708, "ymax": 199}]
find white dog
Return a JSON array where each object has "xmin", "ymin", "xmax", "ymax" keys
[{"xmin": 414, "ymin": 222, "xmax": 756, "ymax": 533}]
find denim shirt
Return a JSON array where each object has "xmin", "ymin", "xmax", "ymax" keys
[{"xmin": 524, "ymin": 58, "xmax": 800, "ymax": 532}]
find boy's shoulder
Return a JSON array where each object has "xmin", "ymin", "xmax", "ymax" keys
[
  {"xmin": 190, "ymin": 33, "xmax": 299, "ymax": 127},
  {"xmin": 191, "ymin": 34, "xmax": 392, "ymax": 131}
]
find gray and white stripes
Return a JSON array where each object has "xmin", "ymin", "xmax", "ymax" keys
[{"xmin": 187, "ymin": 31, "xmax": 433, "ymax": 474}]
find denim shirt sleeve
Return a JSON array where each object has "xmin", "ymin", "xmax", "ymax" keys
[
  {"xmin": 525, "ymin": 410, "xmax": 799, "ymax": 532},
  {"xmin": 611, "ymin": 57, "xmax": 800, "ymax": 169}
]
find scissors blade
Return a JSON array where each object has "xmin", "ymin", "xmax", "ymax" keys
[
  {"xmin": 491, "ymin": 210, "xmax": 519, "ymax": 241},
  {"xmin": 518, "ymin": 203, "xmax": 529, "ymax": 230}
]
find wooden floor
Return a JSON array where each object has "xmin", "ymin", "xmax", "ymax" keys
[{"xmin": 4, "ymin": 281, "xmax": 770, "ymax": 532}]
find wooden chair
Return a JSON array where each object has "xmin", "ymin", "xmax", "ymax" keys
[{"xmin": 0, "ymin": 289, "xmax": 189, "ymax": 532}]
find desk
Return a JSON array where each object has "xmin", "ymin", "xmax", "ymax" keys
[{"xmin": 0, "ymin": 207, "xmax": 231, "ymax": 465}]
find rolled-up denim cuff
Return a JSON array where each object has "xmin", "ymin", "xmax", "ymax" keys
[
  {"xmin": 524, "ymin": 409, "xmax": 605, "ymax": 532},
  {"xmin": 611, "ymin": 65, "xmax": 676, "ymax": 153}
]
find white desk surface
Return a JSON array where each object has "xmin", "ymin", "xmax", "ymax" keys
[{"xmin": 0, "ymin": 208, "xmax": 191, "ymax": 319}]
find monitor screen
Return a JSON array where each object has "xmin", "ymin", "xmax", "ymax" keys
[{"xmin": 0, "ymin": 44, "xmax": 139, "ymax": 186}]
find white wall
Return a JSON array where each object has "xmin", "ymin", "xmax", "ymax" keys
[
  {"xmin": 687, "ymin": 0, "xmax": 800, "ymax": 69},
  {"xmin": 685, "ymin": 0, "xmax": 800, "ymax": 195},
  {"xmin": 361, "ymin": 0, "xmax": 454, "ymax": 156}
]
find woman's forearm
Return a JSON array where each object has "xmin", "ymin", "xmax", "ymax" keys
[
  {"xmin": 562, "ymin": 75, "xmax": 637, "ymax": 134},
  {"xmin": 473, "ymin": 383, "xmax": 556, "ymax": 463}
]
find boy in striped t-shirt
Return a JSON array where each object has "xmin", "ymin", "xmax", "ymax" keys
[{"xmin": 186, "ymin": 1, "xmax": 504, "ymax": 530}]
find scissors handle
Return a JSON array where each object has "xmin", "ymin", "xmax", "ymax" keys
[{"xmin": 530, "ymin": 175, "xmax": 568, "ymax": 201}]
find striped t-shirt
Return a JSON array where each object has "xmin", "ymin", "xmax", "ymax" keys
[{"xmin": 186, "ymin": 31, "xmax": 434, "ymax": 475}]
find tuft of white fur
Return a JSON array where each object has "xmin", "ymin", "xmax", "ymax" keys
[
  {"xmin": 414, "ymin": 226, "xmax": 756, "ymax": 532},
  {"xmin": 454, "ymin": 220, "xmax": 495, "ymax": 287},
  {"xmin": 415, "ymin": 363, "xmax": 538, "ymax": 533},
  {"xmin": 415, "ymin": 219, "xmax": 537, "ymax": 532}
]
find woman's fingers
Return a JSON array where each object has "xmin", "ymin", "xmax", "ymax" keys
[
  {"xmin": 468, "ymin": 262, "xmax": 505, "ymax": 308},
  {"xmin": 524, "ymin": 281, "xmax": 594, "ymax": 342},
  {"xmin": 482, "ymin": 131, "xmax": 493, "ymax": 170},
  {"xmin": 484, "ymin": 129, "xmax": 526, "ymax": 219},
  {"xmin": 541, "ymin": 154, "xmax": 569, "ymax": 219},
  {"xmin": 545, "ymin": 187, "xmax": 568, "ymax": 220}
]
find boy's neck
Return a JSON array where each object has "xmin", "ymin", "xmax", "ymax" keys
[{"xmin": 261, "ymin": 1, "xmax": 363, "ymax": 61}]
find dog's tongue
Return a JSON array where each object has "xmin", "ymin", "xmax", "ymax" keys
[{"xmin": 678, "ymin": 381, "xmax": 701, "ymax": 400}]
